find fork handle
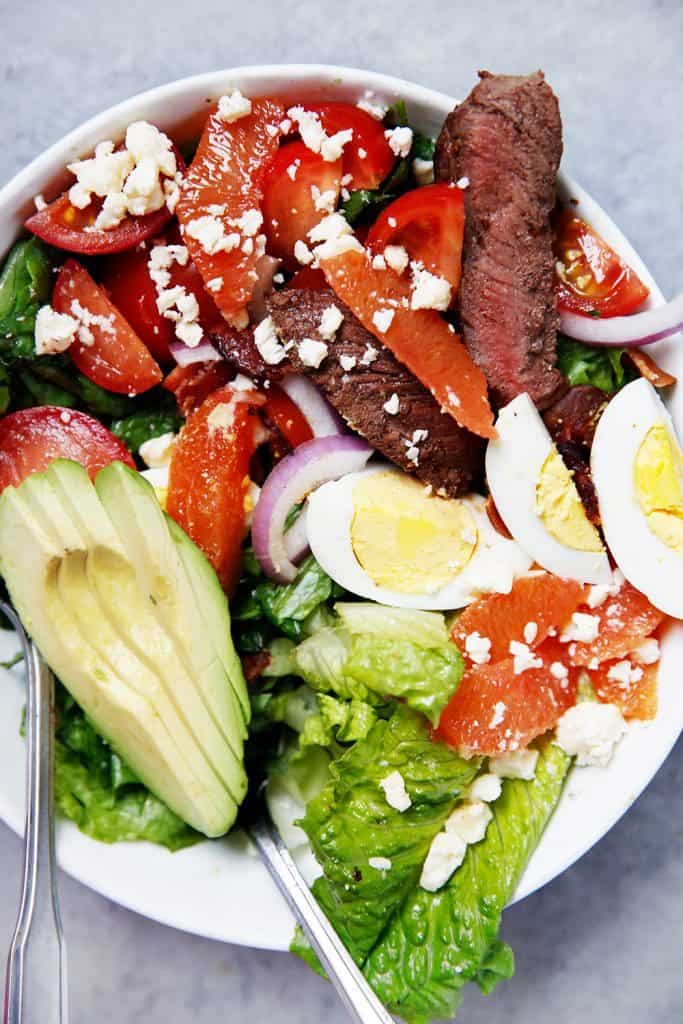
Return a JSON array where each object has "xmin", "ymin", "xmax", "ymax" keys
[{"xmin": 3, "ymin": 610, "xmax": 68, "ymax": 1024}]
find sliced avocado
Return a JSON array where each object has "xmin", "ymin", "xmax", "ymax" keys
[
  {"xmin": 0, "ymin": 477, "xmax": 234, "ymax": 836},
  {"xmin": 0, "ymin": 461, "xmax": 249, "ymax": 837},
  {"xmin": 94, "ymin": 462, "xmax": 249, "ymax": 735},
  {"xmin": 41, "ymin": 461, "xmax": 247, "ymax": 806}
]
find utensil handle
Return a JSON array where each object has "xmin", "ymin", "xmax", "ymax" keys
[
  {"xmin": 249, "ymin": 810, "xmax": 395, "ymax": 1024},
  {"xmin": 3, "ymin": 609, "xmax": 68, "ymax": 1024}
]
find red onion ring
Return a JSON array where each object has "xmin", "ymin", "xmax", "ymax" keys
[
  {"xmin": 280, "ymin": 373, "xmax": 346, "ymax": 437},
  {"xmin": 252, "ymin": 435, "xmax": 373, "ymax": 582},
  {"xmin": 559, "ymin": 292, "xmax": 683, "ymax": 348},
  {"xmin": 169, "ymin": 339, "xmax": 222, "ymax": 366}
]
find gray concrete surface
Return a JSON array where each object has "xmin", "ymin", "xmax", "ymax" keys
[{"xmin": 1, "ymin": 0, "xmax": 682, "ymax": 1020}]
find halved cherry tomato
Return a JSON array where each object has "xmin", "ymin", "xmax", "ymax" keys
[
  {"xmin": 0, "ymin": 407, "xmax": 134, "ymax": 493},
  {"xmin": 305, "ymin": 103, "xmax": 394, "ymax": 190},
  {"xmin": 162, "ymin": 361, "xmax": 234, "ymax": 417},
  {"xmin": 52, "ymin": 259, "xmax": 163, "ymax": 396},
  {"xmin": 319, "ymin": 247, "xmax": 495, "ymax": 438},
  {"xmin": 167, "ymin": 386, "xmax": 265, "ymax": 592},
  {"xmin": 25, "ymin": 149, "xmax": 185, "ymax": 256},
  {"xmin": 177, "ymin": 99, "xmax": 285, "ymax": 322},
  {"xmin": 263, "ymin": 385, "xmax": 313, "ymax": 449},
  {"xmin": 262, "ymin": 141, "xmax": 342, "ymax": 269},
  {"xmin": 554, "ymin": 209, "xmax": 649, "ymax": 317},
  {"xmin": 367, "ymin": 184, "xmax": 465, "ymax": 291},
  {"xmin": 287, "ymin": 266, "xmax": 328, "ymax": 291},
  {"xmin": 100, "ymin": 234, "xmax": 221, "ymax": 365}
]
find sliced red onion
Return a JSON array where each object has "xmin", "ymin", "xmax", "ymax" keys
[
  {"xmin": 283, "ymin": 504, "xmax": 309, "ymax": 562},
  {"xmin": 559, "ymin": 292, "xmax": 683, "ymax": 348},
  {"xmin": 280, "ymin": 373, "xmax": 346, "ymax": 437},
  {"xmin": 253, "ymin": 435, "xmax": 373, "ymax": 583},
  {"xmin": 169, "ymin": 339, "xmax": 222, "ymax": 366}
]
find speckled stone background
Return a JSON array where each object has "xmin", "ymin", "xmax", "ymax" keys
[{"xmin": 1, "ymin": 1, "xmax": 682, "ymax": 1021}]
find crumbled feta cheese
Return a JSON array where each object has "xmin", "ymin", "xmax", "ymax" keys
[
  {"xmin": 490, "ymin": 748, "xmax": 539, "ymax": 781},
  {"xmin": 139, "ymin": 432, "xmax": 176, "ymax": 469},
  {"xmin": 206, "ymin": 402, "xmax": 236, "ymax": 434},
  {"xmin": 384, "ymin": 126, "xmax": 413, "ymax": 158},
  {"xmin": 308, "ymin": 212, "xmax": 352, "ymax": 245},
  {"xmin": 555, "ymin": 702, "xmax": 627, "ymax": 767},
  {"xmin": 318, "ymin": 305, "xmax": 344, "ymax": 341},
  {"xmin": 356, "ymin": 92, "xmax": 387, "ymax": 121},
  {"xmin": 523, "ymin": 622, "xmax": 538, "ymax": 644},
  {"xmin": 410, "ymin": 263, "xmax": 452, "ymax": 311},
  {"xmin": 286, "ymin": 160, "xmax": 300, "ymax": 181},
  {"xmin": 405, "ymin": 445, "xmax": 420, "ymax": 466},
  {"xmin": 412, "ymin": 157, "xmax": 434, "ymax": 186},
  {"xmin": 253, "ymin": 316, "xmax": 288, "ymax": 365},
  {"xmin": 207, "ymin": 276, "xmax": 223, "ymax": 292},
  {"xmin": 419, "ymin": 830, "xmax": 466, "ymax": 892},
  {"xmin": 368, "ymin": 856, "xmax": 392, "ymax": 871},
  {"xmin": 550, "ymin": 661, "xmax": 569, "ymax": 681},
  {"xmin": 387, "ymin": 216, "xmax": 397, "ymax": 228},
  {"xmin": 147, "ymin": 245, "xmax": 204, "ymax": 347},
  {"xmin": 273, "ymin": 272, "xmax": 285, "ymax": 285},
  {"xmin": 67, "ymin": 140, "xmax": 134, "ymax": 209},
  {"xmin": 371, "ymin": 253, "xmax": 387, "ymax": 270},
  {"xmin": 632, "ymin": 638, "xmax": 660, "ymax": 665},
  {"xmin": 586, "ymin": 570, "xmax": 624, "ymax": 608},
  {"xmin": 488, "ymin": 701, "xmax": 507, "ymax": 729},
  {"xmin": 509, "ymin": 641, "xmax": 543, "ymax": 675},
  {"xmin": 311, "ymin": 186, "xmax": 337, "ymax": 214},
  {"xmin": 231, "ymin": 373, "xmax": 255, "ymax": 391},
  {"xmin": 372, "ymin": 308, "xmax": 394, "ymax": 334},
  {"xmin": 293, "ymin": 240, "xmax": 314, "ymax": 266},
  {"xmin": 445, "ymin": 800, "xmax": 492, "ymax": 844},
  {"xmin": 383, "ymin": 244, "xmax": 409, "ymax": 274},
  {"xmin": 464, "ymin": 631, "xmax": 491, "ymax": 665},
  {"xmin": 321, "ymin": 129, "xmax": 354, "ymax": 162},
  {"xmin": 148, "ymin": 244, "xmax": 189, "ymax": 290},
  {"xmin": 287, "ymin": 107, "xmax": 353, "ymax": 162},
  {"xmin": 383, "ymin": 393, "xmax": 400, "ymax": 415},
  {"xmin": 216, "ymin": 89, "xmax": 252, "ymax": 124},
  {"xmin": 69, "ymin": 299, "xmax": 115, "ymax": 347},
  {"xmin": 380, "ymin": 770, "xmax": 411, "ymax": 812},
  {"xmin": 456, "ymin": 176, "xmax": 470, "ymax": 189},
  {"xmin": 560, "ymin": 612, "xmax": 600, "ymax": 644},
  {"xmin": 607, "ymin": 659, "xmax": 644, "ymax": 688},
  {"xmin": 360, "ymin": 344, "xmax": 378, "ymax": 366},
  {"xmin": 234, "ymin": 208, "xmax": 263, "ymax": 236},
  {"xmin": 468, "ymin": 773, "xmax": 502, "ymax": 803},
  {"xmin": 358, "ymin": 147, "xmax": 367, "ymax": 159},
  {"xmin": 34, "ymin": 305, "xmax": 78, "ymax": 356},
  {"xmin": 297, "ymin": 337, "xmax": 328, "ymax": 368},
  {"xmin": 315, "ymin": 234, "xmax": 364, "ymax": 261},
  {"xmin": 339, "ymin": 354, "xmax": 357, "ymax": 372},
  {"xmin": 341, "ymin": 173, "xmax": 353, "ymax": 188},
  {"xmin": 185, "ymin": 215, "xmax": 240, "ymax": 256}
]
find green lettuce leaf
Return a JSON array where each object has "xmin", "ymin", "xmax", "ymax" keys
[
  {"xmin": 109, "ymin": 399, "xmax": 183, "ymax": 452},
  {"xmin": 254, "ymin": 556, "xmax": 336, "ymax": 640},
  {"xmin": 0, "ymin": 238, "xmax": 52, "ymax": 364},
  {"xmin": 361, "ymin": 740, "xmax": 571, "ymax": 1023},
  {"xmin": 557, "ymin": 336, "xmax": 636, "ymax": 394},
  {"xmin": 298, "ymin": 706, "xmax": 480, "ymax": 964}
]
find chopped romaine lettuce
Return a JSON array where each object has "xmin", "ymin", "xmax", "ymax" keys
[
  {"xmin": 557, "ymin": 336, "xmax": 636, "ymax": 394},
  {"xmin": 109, "ymin": 399, "xmax": 183, "ymax": 452}
]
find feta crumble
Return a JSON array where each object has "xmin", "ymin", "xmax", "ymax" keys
[
  {"xmin": 297, "ymin": 337, "xmax": 328, "ymax": 368},
  {"xmin": 523, "ymin": 622, "xmax": 538, "ymax": 644},
  {"xmin": 445, "ymin": 800, "xmax": 492, "ymax": 844},
  {"xmin": 410, "ymin": 263, "xmax": 451, "ymax": 311},
  {"xmin": 555, "ymin": 702, "xmax": 627, "ymax": 767},
  {"xmin": 287, "ymin": 107, "xmax": 353, "ymax": 162},
  {"xmin": 308, "ymin": 212, "xmax": 352, "ymax": 245},
  {"xmin": 360, "ymin": 344, "xmax": 378, "ymax": 366},
  {"xmin": 34, "ymin": 306, "xmax": 78, "ymax": 356},
  {"xmin": 632, "ymin": 638, "xmax": 660, "ymax": 665},
  {"xmin": 318, "ymin": 305, "xmax": 344, "ymax": 341},
  {"xmin": 456, "ymin": 176, "xmax": 470, "ymax": 189},
  {"xmin": 368, "ymin": 856, "xmax": 392, "ymax": 871},
  {"xmin": 383, "ymin": 393, "xmax": 400, "ymax": 415},
  {"xmin": 286, "ymin": 160, "xmax": 300, "ymax": 181},
  {"xmin": 253, "ymin": 316, "xmax": 288, "ymax": 365},
  {"xmin": 509, "ymin": 641, "xmax": 543, "ymax": 675},
  {"xmin": 293, "ymin": 240, "xmax": 314, "ymax": 266},
  {"xmin": 607, "ymin": 659, "xmax": 643, "ymax": 688},
  {"xmin": 379, "ymin": 770, "xmax": 411, "ymax": 812},
  {"xmin": 488, "ymin": 701, "xmax": 507, "ymax": 729},
  {"xmin": 139, "ymin": 432, "xmax": 176, "ymax": 469},
  {"xmin": 412, "ymin": 157, "xmax": 435, "ymax": 186},
  {"xmin": 311, "ymin": 186, "xmax": 337, "ymax": 214},
  {"xmin": 550, "ymin": 661, "xmax": 569, "ymax": 681},
  {"xmin": 490, "ymin": 748, "xmax": 539, "ymax": 781},
  {"xmin": 356, "ymin": 92, "xmax": 387, "ymax": 121},
  {"xmin": 468, "ymin": 773, "xmax": 502, "ymax": 803},
  {"xmin": 216, "ymin": 89, "xmax": 252, "ymax": 124},
  {"xmin": 372, "ymin": 308, "xmax": 394, "ymax": 334},
  {"xmin": 560, "ymin": 612, "xmax": 600, "ymax": 644},
  {"xmin": 185, "ymin": 215, "xmax": 240, "ymax": 256},
  {"xmin": 339, "ymin": 354, "xmax": 357, "ymax": 372},
  {"xmin": 383, "ymin": 244, "xmax": 409, "ymax": 274},
  {"xmin": 371, "ymin": 253, "xmax": 387, "ymax": 270},
  {"xmin": 384, "ymin": 126, "xmax": 413, "ymax": 158},
  {"xmin": 419, "ymin": 830, "xmax": 466, "ymax": 892},
  {"xmin": 464, "ymin": 631, "xmax": 491, "ymax": 665}
]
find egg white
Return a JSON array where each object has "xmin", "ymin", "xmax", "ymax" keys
[
  {"xmin": 592, "ymin": 377, "xmax": 683, "ymax": 617},
  {"xmin": 305, "ymin": 465, "xmax": 531, "ymax": 610},
  {"xmin": 486, "ymin": 393, "xmax": 611, "ymax": 585}
]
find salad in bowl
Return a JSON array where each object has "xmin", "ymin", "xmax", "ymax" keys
[{"xmin": 0, "ymin": 63, "xmax": 681, "ymax": 1022}]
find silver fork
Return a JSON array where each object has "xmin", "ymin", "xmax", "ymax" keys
[
  {"xmin": 2, "ymin": 603, "xmax": 68, "ymax": 1024},
  {"xmin": 248, "ymin": 794, "xmax": 395, "ymax": 1024}
]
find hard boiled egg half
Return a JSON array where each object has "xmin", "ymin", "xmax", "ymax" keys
[
  {"xmin": 486, "ymin": 393, "xmax": 611, "ymax": 584},
  {"xmin": 305, "ymin": 466, "xmax": 531, "ymax": 610},
  {"xmin": 592, "ymin": 377, "xmax": 683, "ymax": 617}
]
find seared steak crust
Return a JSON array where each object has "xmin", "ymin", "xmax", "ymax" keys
[{"xmin": 435, "ymin": 70, "xmax": 564, "ymax": 410}]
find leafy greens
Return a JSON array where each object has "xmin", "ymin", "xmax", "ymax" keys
[{"xmin": 557, "ymin": 335, "xmax": 636, "ymax": 394}]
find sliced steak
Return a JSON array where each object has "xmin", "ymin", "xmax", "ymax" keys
[
  {"xmin": 435, "ymin": 70, "xmax": 564, "ymax": 410},
  {"xmin": 543, "ymin": 385, "xmax": 607, "ymax": 526},
  {"xmin": 212, "ymin": 290, "xmax": 485, "ymax": 497}
]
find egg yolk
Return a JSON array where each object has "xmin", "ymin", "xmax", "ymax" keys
[
  {"xmin": 350, "ymin": 472, "xmax": 476, "ymax": 594},
  {"xmin": 535, "ymin": 449, "xmax": 603, "ymax": 553},
  {"xmin": 634, "ymin": 423, "xmax": 683, "ymax": 553}
]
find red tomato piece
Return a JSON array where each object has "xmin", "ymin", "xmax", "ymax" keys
[
  {"xmin": 263, "ymin": 385, "xmax": 314, "ymax": 449},
  {"xmin": 436, "ymin": 638, "xmax": 578, "ymax": 756},
  {"xmin": 367, "ymin": 184, "xmax": 465, "ymax": 291},
  {"xmin": 305, "ymin": 103, "xmax": 394, "ymax": 189},
  {"xmin": 566, "ymin": 580, "xmax": 665, "ymax": 667},
  {"xmin": 177, "ymin": 99, "xmax": 285, "ymax": 323},
  {"xmin": 0, "ymin": 407, "xmax": 134, "ymax": 493},
  {"xmin": 52, "ymin": 259, "xmax": 162, "ymax": 396},
  {"xmin": 554, "ymin": 209, "xmax": 649, "ymax": 317},
  {"xmin": 100, "ymin": 234, "xmax": 221, "ymax": 365},
  {"xmin": 166, "ymin": 386, "xmax": 264, "ymax": 592},
  {"xmin": 320, "ymin": 247, "xmax": 495, "ymax": 438},
  {"xmin": 287, "ymin": 266, "xmax": 328, "ymax": 291},
  {"xmin": 589, "ymin": 659, "xmax": 658, "ymax": 721},
  {"xmin": 261, "ymin": 141, "xmax": 342, "ymax": 269},
  {"xmin": 163, "ymin": 361, "xmax": 235, "ymax": 417}
]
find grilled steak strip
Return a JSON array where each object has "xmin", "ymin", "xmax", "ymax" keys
[
  {"xmin": 435, "ymin": 70, "xmax": 564, "ymax": 410},
  {"xmin": 212, "ymin": 290, "xmax": 485, "ymax": 497},
  {"xmin": 543, "ymin": 385, "xmax": 607, "ymax": 525}
]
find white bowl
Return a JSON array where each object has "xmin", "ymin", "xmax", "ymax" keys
[{"xmin": 0, "ymin": 64, "xmax": 680, "ymax": 951}]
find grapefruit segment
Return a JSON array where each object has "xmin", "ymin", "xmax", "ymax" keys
[
  {"xmin": 567, "ymin": 581, "xmax": 664, "ymax": 667},
  {"xmin": 589, "ymin": 659, "xmax": 658, "ymax": 721}
]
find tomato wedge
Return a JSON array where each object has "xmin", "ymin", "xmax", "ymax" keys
[
  {"xmin": 100, "ymin": 234, "xmax": 221, "ymax": 365},
  {"xmin": 554, "ymin": 209, "xmax": 649, "ymax": 317},
  {"xmin": 367, "ymin": 184, "xmax": 465, "ymax": 291},
  {"xmin": 305, "ymin": 103, "xmax": 394, "ymax": 189},
  {"xmin": 319, "ymin": 247, "xmax": 495, "ymax": 438},
  {"xmin": 262, "ymin": 141, "xmax": 342, "ymax": 269},
  {"xmin": 0, "ymin": 407, "xmax": 134, "ymax": 493},
  {"xmin": 263, "ymin": 385, "xmax": 313, "ymax": 449},
  {"xmin": 287, "ymin": 266, "xmax": 328, "ymax": 291},
  {"xmin": 167, "ymin": 385, "xmax": 265, "ymax": 592},
  {"xmin": 162, "ymin": 361, "xmax": 234, "ymax": 417},
  {"xmin": 177, "ymin": 99, "xmax": 285, "ymax": 323},
  {"xmin": 52, "ymin": 259, "xmax": 162, "ymax": 396}
]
